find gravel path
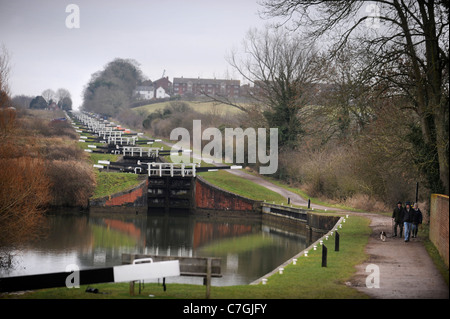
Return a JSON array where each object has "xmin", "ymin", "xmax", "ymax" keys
[{"xmin": 348, "ymin": 213, "xmax": 448, "ymax": 299}]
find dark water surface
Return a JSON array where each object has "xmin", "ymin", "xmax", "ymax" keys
[{"xmin": 1, "ymin": 211, "xmax": 315, "ymax": 286}]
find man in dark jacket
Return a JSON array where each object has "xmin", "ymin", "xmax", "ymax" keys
[
  {"xmin": 403, "ymin": 202, "xmax": 413, "ymax": 242},
  {"xmin": 392, "ymin": 201, "xmax": 404, "ymax": 237},
  {"xmin": 411, "ymin": 203, "xmax": 423, "ymax": 238}
]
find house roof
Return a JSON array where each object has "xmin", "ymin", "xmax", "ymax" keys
[
  {"xmin": 136, "ymin": 86, "xmax": 154, "ymax": 91},
  {"xmin": 173, "ymin": 77, "xmax": 240, "ymax": 85}
]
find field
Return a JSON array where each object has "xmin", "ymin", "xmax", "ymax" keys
[{"xmin": 132, "ymin": 100, "xmax": 245, "ymax": 116}]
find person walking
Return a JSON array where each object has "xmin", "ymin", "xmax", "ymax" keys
[
  {"xmin": 411, "ymin": 203, "xmax": 423, "ymax": 238},
  {"xmin": 403, "ymin": 202, "xmax": 413, "ymax": 242},
  {"xmin": 392, "ymin": 201, "xmax": 404, "ymax": 237}
]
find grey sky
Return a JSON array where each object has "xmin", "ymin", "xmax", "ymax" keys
[{"xmin": 0, "ymin": 0, "xmax": 269, "ymax": 109}]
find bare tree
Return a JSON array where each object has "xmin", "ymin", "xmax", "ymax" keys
[
  {"xmin": 41, "ymin": 89, "xmax": 56, "ymax": 104},
  {"xmin": 0, "ymin": 44, "xmax": 11, "ymax": 109},
  {"xmin": 206, "ymin": 27, "xmax": 325, "ymax": 148},
  {"xmin": 56, "ymin": 88, "xmax": 71, "ymax": 101},
  {"xmin": 261, "ymin": 0, "xmax": 449, "ymax": 194}
]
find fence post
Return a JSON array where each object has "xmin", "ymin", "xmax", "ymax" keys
[
  {"xmin": 129, "ymin": 255, "xmax": 135, "ymax": 296},
  {"xmin": 335, "ymin": 231, "xmax": 340, "ymax": 252},
  {"xmin": 322, "ymin": 245, "xmax": 327, "ymax": 267},
  {"xmin": 205, "ymin": 258, "xmax": 212, "ymax": 299}
]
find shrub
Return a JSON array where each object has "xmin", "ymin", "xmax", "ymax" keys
[
  {"xmin": 42, "ymin": 144, "xmax": 86, "ymax": 161},
  {"xmin": 45, "ymin": 160, "xmax": 96, "ymax": 207},
  {"xmin": 0, "ymin": 157, "xmax": 51, "ymax": 247}
]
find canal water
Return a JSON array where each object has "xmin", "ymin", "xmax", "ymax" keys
[{"xmin": 0, "ymin": 211, "xmax": 315, "ymax": 286}]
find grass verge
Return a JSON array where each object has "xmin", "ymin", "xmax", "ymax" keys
[
  {"xmin": 91, "ymin": 171, "xmax": 141, "ymax": 199},
  {"xmin": 198, "ymin": 170, "xmax": 287, "ymax": 204}
]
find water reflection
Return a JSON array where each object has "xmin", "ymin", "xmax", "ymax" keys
[{"xmin": 1, "ymin": 211, "xmax": 316, "ymax": 286}]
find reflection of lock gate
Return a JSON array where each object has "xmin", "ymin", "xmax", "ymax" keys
[{"xmin": 0, "ymin": 258, "xmax": 180, "ymax": 293}]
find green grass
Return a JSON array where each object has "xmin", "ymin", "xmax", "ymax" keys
[
  {"xmin": 3, "ymin": 215, "xmax": 371, "ymax": 299},
  {"xmin": 132, "ymin": 100, "xmax": 244, "ymax": 117},
  {"xmin": 91, "ymin": 171, "xmax": 141, "ymax": 199},
  {"xmin": 198, "ymin": 170, "xmax": 287, "ymax": 204},
  {"xmin": 418, "ymin": 224, "xmax": 449, "ymax": 286}
]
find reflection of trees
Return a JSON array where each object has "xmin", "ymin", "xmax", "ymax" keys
[{"xmin": 29, "ymin": 215, "xmax": 93, "ymax": 251}]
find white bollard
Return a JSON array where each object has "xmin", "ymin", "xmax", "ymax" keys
[
  {"xmin": 293, "ymin": 258, "xmax": 297, "ymax": 265},
  {"xmin": 279, "ymin": 268, "xmax": 284, "ymax": 274},
  {"xmin": 262, "ymin": 279, "xmax": 268, "ymax": 285}
]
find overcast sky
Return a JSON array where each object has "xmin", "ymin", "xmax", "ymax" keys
[{"xmin": 0, "ymin": 0, "xmax": 270, "ymax": 109}]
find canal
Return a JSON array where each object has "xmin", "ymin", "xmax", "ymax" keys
[{"xmin": 0, "ymin": 211, "xmax": 320, "ymax": 286}]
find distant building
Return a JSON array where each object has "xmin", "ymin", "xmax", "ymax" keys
[
  {"xmin": 153, "ymin": 76, "xmax": 172, "ymax": 95},
  {"xmin": 156, "ymin": 86, "xmax": 170, "ymax": 99},
  {"xmin": 173, "ymin": 77, "xmax": 240, "ymax": 98},
  {"xmin": 135, "ymin": 86, "xmax": 154, "ymax": 100},
  {"xmin": 135, "ymin": 76, "xmax": 172, "ymax": 100}
]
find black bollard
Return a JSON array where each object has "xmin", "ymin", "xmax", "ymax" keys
[
  {"xmin": 308, "ymin": 199, "xmax": 311, "ymax": 209},
  {"xmin": 322, "ymin": 245, "xmax": 327, "ymax": 267},
  {"xmin": 415, "ymin": 182, "xmax": 419, "ymax": 204},
  {"xmin": 288, "ymin": 197, "xmax": 291, "ymax": 204},
  {"xmin": 335, "ymin": 231, "xmax": 340, "ymax": 252}
]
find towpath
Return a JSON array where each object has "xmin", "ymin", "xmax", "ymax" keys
[{"xmin": 348, "ymin": 212, "xmax": 448, "ymax": 299}]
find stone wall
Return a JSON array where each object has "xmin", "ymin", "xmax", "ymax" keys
[{"xmin": 429, "ymin": 194, "xmax": 449, "ymax": 268}]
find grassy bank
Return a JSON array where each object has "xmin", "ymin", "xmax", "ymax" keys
[
  {"xmin": 198, "ymin": 170, "xmax": 287, "ymax": 204},
  {"xmin": 3, "ymin": 215, "xmax": 370, "ymax": 299},
  {"xmin": 91, "ymin": 171, "xmax": 141, "ymax": 199}
]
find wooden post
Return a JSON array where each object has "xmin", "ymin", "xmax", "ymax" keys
[
  {"xmin": 205, "ymin": 258, "xmax": 212, "ymax": 299},
  {"xmin": 322, "ymin": 245, "xmax": 327, "ymax": 267},
  {"xmin": 335, "ymin": 231, "xmax": 340, "ymax": 252},
  {"xmin": 129, "ymin": 255, "xmax": 135, "ymax": 296},
  {"xmin": 415, "ymin": 182, "xmax": 419, "ymax": 203},
  {"xmin": 129, "ymin": 281, "xmax": 135, "ymax": 296}
]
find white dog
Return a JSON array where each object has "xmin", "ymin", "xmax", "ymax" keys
[{"xmin": 380, "ymin": 231, "xmax": 387, "ymax": 242}]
